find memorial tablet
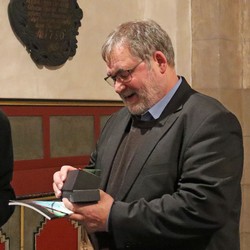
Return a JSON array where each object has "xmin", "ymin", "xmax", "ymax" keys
[{"xmin": 8, "ymin": 0, "xmax": 83, "ymax": 66}]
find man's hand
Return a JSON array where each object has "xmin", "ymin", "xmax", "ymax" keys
[
  {"xmin": 63, "ymin": 190, "xmax": 114, "ymax": 233},
  {"xmin": 53, "ymin": 165, "xmax": 76, "ymax": 198}
]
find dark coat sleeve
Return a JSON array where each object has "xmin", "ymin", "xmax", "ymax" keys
[{"xmin": 0, "ymin": 111, "xmax": 15, "ymax": 227}]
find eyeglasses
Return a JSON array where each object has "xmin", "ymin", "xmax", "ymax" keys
[{"xmin": 104, "ymin": 60, "xmax": 143, "ymax": 87}]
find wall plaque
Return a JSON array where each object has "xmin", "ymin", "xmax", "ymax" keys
[{"xmin": 8, "ymin": 0, "xmax": 83, "ymax": 66}]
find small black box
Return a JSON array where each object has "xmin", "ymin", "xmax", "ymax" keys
[{"xmin": 62, "ymin": 169, "xmax": 101, "ymax": 203}]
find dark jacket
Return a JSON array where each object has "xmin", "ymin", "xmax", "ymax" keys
[
  {"xmin": 0, "ymin": 110, "xmax": 15, "ymax": 227},
  {"xmin": 89, "ymin": 78, "xmax": 243, "ymax": 250}
]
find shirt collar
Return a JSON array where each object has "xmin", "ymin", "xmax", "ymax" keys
[{"xmin": 142, "ymin": 76, "xmax": 182, "ymax": 120}]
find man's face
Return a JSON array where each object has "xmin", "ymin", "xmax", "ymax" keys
[{"xmin": 106, "ymin": 46, "xmax": 165, "ymax": 115}]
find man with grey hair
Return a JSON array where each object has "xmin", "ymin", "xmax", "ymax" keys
[{"xmin": 53, "ymin": 20, "xmax": 243, "ymax": 250}]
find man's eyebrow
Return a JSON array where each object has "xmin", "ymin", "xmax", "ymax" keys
[{"xmin": 107, "ymin": 68, "xmax": 125, "ymax": 77}]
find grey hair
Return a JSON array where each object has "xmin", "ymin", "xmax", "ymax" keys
[{"xmin": 101, "ymin": 19, "xmax": 175, "ymax": 67}]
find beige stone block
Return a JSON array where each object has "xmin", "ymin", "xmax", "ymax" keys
[
  {"xmin": 241, "ymin": 185, "xmax": 250, "ymax": 233},
  {"xmin": 192, "ymin": 39, "xmax": 220, "ymax": 89},
  {"xmin": 242, "ymin": 90, "xmax": 250, "ymax": 136},
  {"xmin": 218, "ymin": 40, "xmax": 242, "ymax": 89},
  {"xmin": 219, "ymin": 1, "xmax": 241, "ymax": 41},
  {"xmin": 192, "ymin": 0, "xmax": 220, "ymax": 40},
  {"xmin": 192, "ymin": 0, "xmax": 242, "ymax": 90},
  {"xmin": 242, "ymin": 0, "xmax": 250, "ymax": 41},
  {"xmin": 219, "ymin": 89, "xmax": 242, "ymax": 124},
  {"xmin": 192, "ymin": 0, "xmax": 240, "ymax": 41},
  {"xmin": 176, "ymin": 0, "xmax": 192, "ymax": 82},
  {"xmin": 242, "ymin": 1, "xmax": 250, "ymax": 89},
  {"xmin": 192, "ymin": 39, "xmax": 242, "ymax": 89},
  {"xmin": 241, "ymin": 233, "xmax": 250, "ymax": 250},
  {"xmin": 243, "ymin": 41, "xmax": 250, "ymax": 89},
  {"xmin": 242, "ymin": 137, "xmax": 250, "ymax": 185}
]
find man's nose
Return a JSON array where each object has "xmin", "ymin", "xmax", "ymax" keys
[{"xmin": 114, "ymin": 80, "xmax": 126, "ymax": 93}]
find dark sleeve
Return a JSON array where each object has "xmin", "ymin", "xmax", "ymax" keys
[{"xmin": 0, "ymin": 111, "xmax": 15, "ymax": 227}]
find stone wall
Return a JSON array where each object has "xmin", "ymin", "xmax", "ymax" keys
[{"xmin": 191, "ymin": 1, "xmax": 250, "ymax": 249}]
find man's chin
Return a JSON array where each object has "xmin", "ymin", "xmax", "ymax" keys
[{"xmin": 126, "ymin": 104, "xmax": 147, "ymax": 116}]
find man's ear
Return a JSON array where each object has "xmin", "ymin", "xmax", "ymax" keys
[{"xmin": 153, "ymin": 51, "xmax": 167, "ymax": 73}]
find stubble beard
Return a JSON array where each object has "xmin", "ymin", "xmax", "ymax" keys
[{"xmin": 124, "ymin": 80, "xmax": 163, "ymax": 115}]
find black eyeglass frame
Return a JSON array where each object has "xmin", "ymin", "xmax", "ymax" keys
[{"xmin": 104, "ymin": 60, "xmax": 143, "ymax": 87}]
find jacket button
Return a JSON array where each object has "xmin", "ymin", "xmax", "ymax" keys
[{"xmin": 125, "ymin": 243, "xmax": 131, "ymax": 248}]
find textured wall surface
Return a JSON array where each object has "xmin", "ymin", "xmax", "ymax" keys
[
  {"xmin": 0, "ymin": 0, "xmax": 191, "ymax": 100},
  {"xmin": 191, "ymin": 1, "xmax": 250, "ymax": 249}
]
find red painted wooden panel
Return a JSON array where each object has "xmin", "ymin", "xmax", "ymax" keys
[
  {"xmin": 0, "ymin": 104, "xmax": 121, "ymax": 196},
  {"xmin": 36, "ymin": 218, "xmax": 78, "ymax": 250}
]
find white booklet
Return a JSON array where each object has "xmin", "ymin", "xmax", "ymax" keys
[{"xmin": 9, "ymin": 200, "xmax": 73, "ymax": 220}]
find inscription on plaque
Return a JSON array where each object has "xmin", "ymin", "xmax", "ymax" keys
[{"xmin": 8, "ymin": 0, "xmax": 83, "ymax": 66}]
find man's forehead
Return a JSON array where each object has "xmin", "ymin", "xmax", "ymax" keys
[
  {"xmin": 106, "ymin": 58, "xmax": 132, "ymax": 75},
  {"xmin": 106, "ymin": 62, "xmax": 124, "ymax": 76}
]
